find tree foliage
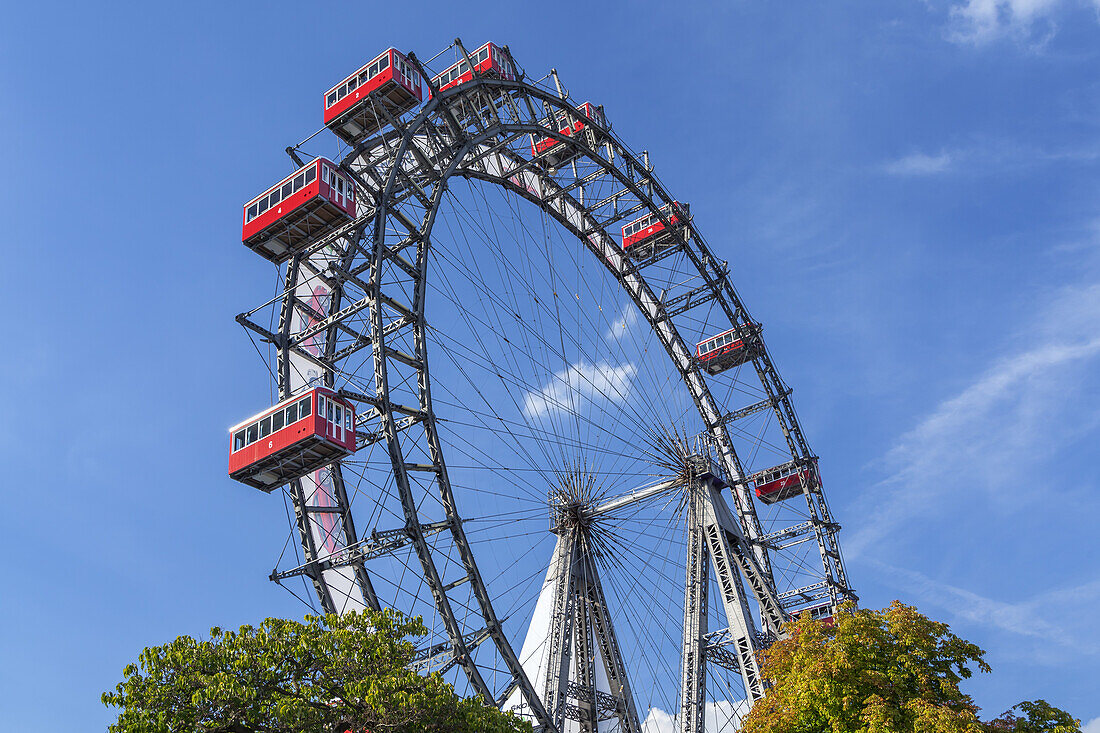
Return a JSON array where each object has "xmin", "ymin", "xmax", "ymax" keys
[
  {"xmin": 742, "ymin": 601, "xmax": 988, "ymax": 733},
  {"xmin": 740, "ymin": 601, "xmax": 1080, "ymax": 733},
  {"xmin": 986, "ymin": 700, "xmax": 1082, "ymax": 732},
  {"xmin": 102, "ymin": 608, "xmax": 531, "ymax": 733}
]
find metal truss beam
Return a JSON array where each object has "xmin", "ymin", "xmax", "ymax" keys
[
  {"xmin": 702, "ymin": 480, "xmax": 787, "ymax": 636},
  {"xmin": 755, "ymin": 519, "xmax": 819, "ymax": 549},
  {"xmin": 712, "ymin": 389, "xmax": 794, "ymax": 428},
  {"xmin": 410, "ymin": 625, "xmax": 493, "ymax": 674},
  {"xmin": 572, "ymin": 583, "xmax": 597, "ymax": 732},
  {"xmin": 697, "ymin": 480, "xmax": 767, "ymax": 704},
  {"xmin": 258, "ymin": 64, "xmax": 855, "ymax": 733},
  {"xmin": 270, "ymin": 520, "xmax": 451, "ymax": 582},
  {"xmin": 778, "ymin": 579, "xmax": 833, "ymax": 601},
  {"xmin": 588, "ymin": 476, "xmax": 683, "ymax": 518},
  {"xmin": 565, "ymin": 682, "xmax": 619, "ymax": 721},
  {"xmin": 579, "ymin": 550, "xmax": 642, "ymax": 733},
  {"xmin": 357, "ymin": 412, "xmax": 423, "ymax": 448},
  {"xmin": 544, "ymin": 526, "xmax": 576, "ymax": 732},
  {"xmin": 664, "ymin": 281, "xmax": 719, "ymax": 318},
  {"xmin": 680, "ymin": 479, "xmax": 709, "ymax": 733}
]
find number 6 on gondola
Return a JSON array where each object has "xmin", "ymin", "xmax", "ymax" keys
[{"xmin": 228, "ymin": 387, "xmax": 356, "ymax": 492}]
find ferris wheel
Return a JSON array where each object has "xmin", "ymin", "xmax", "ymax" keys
[{"xmin": 229, "ymin": 40, "xmax": 855, "ymax": 733}]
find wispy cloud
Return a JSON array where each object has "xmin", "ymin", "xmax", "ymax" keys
[
  {"xmin": 848, "ymin": 281, "xmax": 1100, "ymax": 558},
  {"xmin": 944, "ymin": 0, "xmax": 1100, "ymax": 46},
  {"xmin": 868, "ymin": 560, "xmax": 1100, "ymax": 652},
  {"xmin": 605, "ymin": 301, "xmax": 641, "ymax": 342},
  {"xmin": 521, "ymin": 360, "xmax": 637, "ymax": 420},
  {"xmin": 642, "ymin": 700, "xmax": 749, "ymax": 733},
  {"xmin": 884, "ymin": 150, "xmax": 953, "ymax": 176},
  {"xmin": 867, "ymin": 560, "xmax": 1100, "ymax": 668},
  {"xmin": 882, "ymin": 140, "xmax": 1100, "ymax": 177}
]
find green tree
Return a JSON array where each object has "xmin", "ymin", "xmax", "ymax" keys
[
  {"xmin": 102, "ymin": 608, "xmax": 531, "ymax": 733},
  {"xmin": 742, "ymin": 601, "xmax": 989, "ymax": 733},
  {"xmin": 740, "ymin": 602, "xmax": 1079, "ymax": 733},
  {"xmin": 986, "ymin": 700, "xmax": 1081, "ymax": 732}
]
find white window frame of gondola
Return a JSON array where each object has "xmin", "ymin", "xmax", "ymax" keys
[
  {"xmin": 326, "ymin": 48, "xmax": 394, "ymax": 109},
  {"xmin": 395, "ymin": 55, "xmax": 418, "ymax": 91},
  {"xmin": 246, "ymin": 161, "xmax": 320, "ymax": 216}
]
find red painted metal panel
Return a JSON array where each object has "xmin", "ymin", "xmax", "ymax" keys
[
  {"xmin": 791, "ymin": 604, "xmax": 835, "ymax": 627},
  {"xmin": 696, "ymin": 329, "xmax": 750, "ymax": 362},
  {"xmin": 228, "ymin": 387, "xmax": 356, "ymax": 478},
  {"xmin": 531, "ymin": 102, "xmax": 604, "ymax": 156},
  {"xmin": 754, "ymin": 461, "xmax": 819, "ymax": 504},
  {"xmin": 755, "ymin": 471, "xmax": 803, "ymax": 499},
  {"xmin": 621, "ymin": 202, "xmax": 687, "ymax": 251},
  {"xmin": 323, "ymin": 48, "xmax": 423, "ymax": 126},
  {"xmin": 431, "ymin": 42, "xmax": 515, "ymax": 95},
  {"xmin": 242, "ymin": 173, "xmax": 317, "ymax": 243},
  {"xmin": 241, "ymin": 159, "xmax": 356, "ymax": 245}
]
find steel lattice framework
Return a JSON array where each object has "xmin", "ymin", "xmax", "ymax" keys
[{"xmin": 236, "ymin": 40, "xmax": 855, "ymax": 733}]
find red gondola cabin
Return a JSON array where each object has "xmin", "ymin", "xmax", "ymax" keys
[
  {"xmin": 696, "ymin": 324, "xmax": 761, "ymax": 374},
  {"xmin": 791, "ymin": 603, "xmax": 835, "ymax": 627},
  {"xmin": 621, "ymin": 202, "xmax": 690, "ymax": 257},
  {"xmin": 432, "ymin": 42, "xmax": 516, "ymax": 94},
  {"xmin": 531, "ymin": 102, "xmax": 607, "ymax": 168},
  {"xmin": 228, "ymin": 387, "xmax": 357, "ymax": 492},
  {"xmin": 241, "ymin": 159, "xmax": 356, "ymax": 264},
  {"xmin": 324, "ymin": 48, "xmax": 423, "ymax": 145},
  {"xmin": 751, "ymin": 458, "xmax": 820, "ymax": 505}
]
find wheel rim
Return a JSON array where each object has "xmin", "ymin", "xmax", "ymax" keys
[{"xmin": 237, "ymin": 49, "xmax": 854, "ymax": 731}]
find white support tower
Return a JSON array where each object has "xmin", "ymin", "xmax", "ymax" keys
[
  {"xmin": 677, "ymin": 455, "xmax": 790, "ymax": 731},
  {"xmin": 507, "ymin": 453, "xmax": 789, "ymax": 733},
  {"xmin": 505, "ymin": 476, "xmax": 643, "ymax": 733}
]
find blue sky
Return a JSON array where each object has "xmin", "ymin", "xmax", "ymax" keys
[{"xmin": 2, "ymin": 1, "xmax": 1099, "ymax": 730}]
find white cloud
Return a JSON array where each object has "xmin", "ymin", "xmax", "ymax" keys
[
  {"xmin": 944, "ymin": 0, "xmax": 1100, "ymax": 45},
  {"xmin": 1083, "ymin": 716, "xmax": 1100, "ymax": 733},
  {"xmin": 521, "ymin": 360, "xmax": 637, "ymax": 420},
  {"xmin": 848, "ymin": 282, "xmax": 1100, "ymax": 558},
  {"xmin": 642, "ymin": 707, "xmax": 676, "ymax": 733},
  {"xmin": 881, "ymin": 140, "xmax": 1100, "ymax": 178},
  {"xmin": 642, "ymin": 700, "xmax": 750, "ymax": 733},
  {"xmin": 884, "ymin": 150, "xmax": 953, "ymax": 176},
  {"xmin": 868, "ymin": 560, "xmax": 1100, "ymax": 656},
  {"xmin": 605, "ymin": 302, "xmax": 641, "ymax": 342}
]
